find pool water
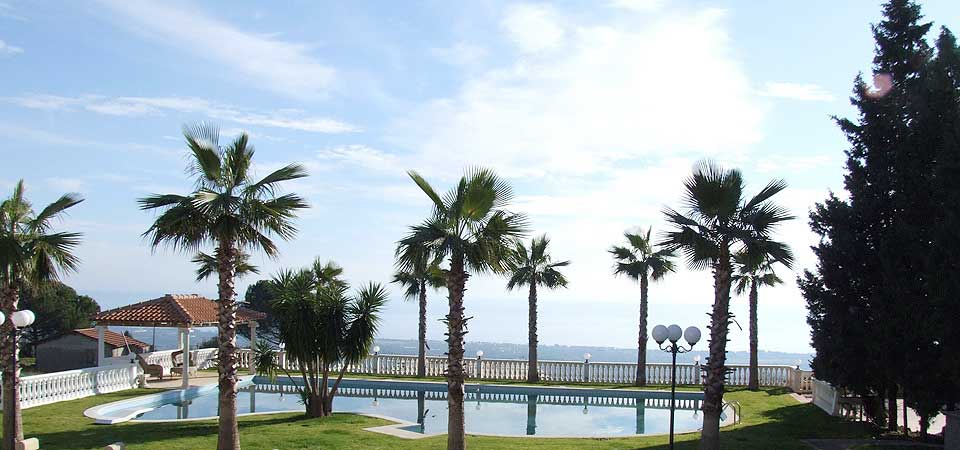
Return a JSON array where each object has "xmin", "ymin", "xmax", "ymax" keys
[{"xmin": 128, "ymin": 379, "xmax": 708, "ymax": 437}]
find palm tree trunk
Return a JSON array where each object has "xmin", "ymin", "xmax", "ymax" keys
[
  {"xmin": 418, "ymin": 280, "xmax": 428, "ymax": 378},
  {"xmin": 445, "ymin": 256, "xmax": 469, "ymax": 450},
  {"xmin": 636, "ymin": 275, "xmax": 649, "ymax": 386},
  {"xmin": 1, "ymin": 282, "xmax": 23, "ymax": 450},
  {"xmin": 747, "ymin": 280, "xmax": 759, "ymax": 391},
  {"xmin": 700, "ymin": 246, "xmax": 733, "ymax": 450},
  {"xmin": 527, "ymin": 282, "xmax": 539, "ymax": 383},
  {"xmin": 216, "ymin": 241, "xmax": 241, "ymax": 450},
  {"xmin": 525, "ymin": 394, "xmax": 538, "ymax": 435},
  {"xmin": 887, "ymin": 385, "xmax": 898, "ymax": 431}
]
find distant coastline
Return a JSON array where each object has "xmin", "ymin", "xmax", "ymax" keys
[{"xmin": 118, "ymin": 327, "xmax": 812, "ymax": 370}]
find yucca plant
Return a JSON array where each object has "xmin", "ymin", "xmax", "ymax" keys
[
  {"xmin": 661, "ymin": 160, "xmax": 792, "ymax": 450},
  {"xmin": 257, "ymin": 262, "xmax": 386, "ymax": 417}
]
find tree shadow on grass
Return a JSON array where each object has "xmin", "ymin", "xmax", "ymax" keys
[{"xmin": 34, "ymin": 413, "xmax": 344, "ymax": 450}]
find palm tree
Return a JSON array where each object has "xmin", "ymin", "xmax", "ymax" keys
[
  {"xmin": 397, "ymin": 168, "xmax": 528, "ymax": 450},
  {"xmin": 505, "ymin": 235, "xmax": 569, "ymax": 383},
  {"xmin": 192, "ymin": 250, "xmax": 259, "ymax": 282},
  {"xmin": 661, "ymin": 160, "xmax": 793, "ymax": 450},
  {"xmin": 609, "ymin": 227, "xmax": 675, "ymax": 386},
  {"xmin": 257, "ymin": 262, "xmax": 386, "ymax": 417},
  {"xmin": 733, "ymin": 250, "xmax": 788, "ymax": 391},
  {"xmin": 0, "ymin": 180, "xmax": 83, "ymax": 450},
  {"xmin": 139, "ymin": 124, "xmax": 308, "ymax": 450},
  {"xmin": 313, "ymin": 259, "xmax": 348, "ymax": 290},
  {"xmin": 392, "ymin": 247, "xmax": 445, "ymax": 378}
]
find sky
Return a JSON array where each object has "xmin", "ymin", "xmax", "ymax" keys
[{"xmin": 2, "ymin": 0, "xmax": 957, "ymax": 355}]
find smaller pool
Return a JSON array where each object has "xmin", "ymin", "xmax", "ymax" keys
[{"xmin": 87, "ymin": 378, "xmax": 719, "ymax": 437}]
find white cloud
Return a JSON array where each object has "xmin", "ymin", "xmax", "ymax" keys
[
  {"xmin": 391, "ymin": 8, "xmax": 764, "ymax": 178},
  {"xmin": 0, "ymin": 2, "xmax": 27, "ymax": 21},
  {"xmin": 5, "ymin": 94, "xmax": 358, "ymax": 134},
  {"xmin": 755, "ymin": 154, "xmax": 836, "ymax": 174},
  {"xmin": 45, "ymin": 177, "xmax": 87, "ymax": 193},
  {"xmin": 96, "ymin": 0, "xmax": 336, "ymax": 98},
  {"xmin": 0, "ymin": 39, "xmax": 23, "ymax": 55},
  {"xmin": 316, "ymin": 145, "xmax": 400, "ymax": 172},
  {"xmin": 432, "ymin": 42, "xmax": 488, "ymax": 67},
  {"xmin": 501, "ymin": 4, "xmax": 565, "ymax": 53},
  {"xmin": 608, "ymin": 0, "xmax": 665, "ymax": 12},
  {"xmin": 759, "ymin": 82, "xmax": 835, "ymax": 101}
]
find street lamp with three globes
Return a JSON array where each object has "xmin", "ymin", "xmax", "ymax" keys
[{"xmin": 652, "ymin": 323, "xmax": 701, "ymax": 450}]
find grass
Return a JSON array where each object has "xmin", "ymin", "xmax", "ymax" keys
[{"xmin": 2, "ymin": 387, "xmax": 875, "ymax": 450}]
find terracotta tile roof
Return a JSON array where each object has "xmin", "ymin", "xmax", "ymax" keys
[
  {"xmin": 92, "ymin": 294, "xmax": 266, "ymax": 327},
  {"xmin": 72, "ymin": 328, "xmax": 151, "ymax": 349}
]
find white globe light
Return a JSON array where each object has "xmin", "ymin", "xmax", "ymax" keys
[
  {"xmin": 684, "ymin": 326, "xmax": 701, "ymax": 346},
  {"xmin": 11, "ymin": 310, "xmax": 35, "ymax": 328},
  {"xmin": 372, "ymin": 345, "xmax": 380, "ymax": 354},
  {"xmin": 652, "ymin": 325, "xmax": 668, "ymax": 344},
  {"xmin": 667, "ymin": 324, "xmax": 682, "ymax": 343},
  {"xmin": 0, "ymin": 311, "xmax": 5, "ymax": 325},
  {"xmin": 476, "ymin": 350, "xmax": 484, "ymax": 358},
  {"xmin": 583, "ymin": 353, "xmax": 592, "ymax": 361},
  {"xmin": 694, "ymin": 355, "xmax": 701, "ymax": 364}
]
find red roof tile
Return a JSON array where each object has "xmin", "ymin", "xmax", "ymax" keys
[
  {"xmin": 92, "ymin": 294, "xmax": 266, "ymax": 327},
  {"xmin": 72, "ymin": 328, "xmax": 151, "ymax": 349}
]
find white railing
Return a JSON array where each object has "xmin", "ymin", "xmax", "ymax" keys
[
  {"xmin": 812, "ymin": 378, "xmax": 840, "ymax": 416},
  {"xmin": 4, "ymin": 364, "xmax": 141, "ymax": 409},
  {"xmin": 193, "ymin": 348, "xmax": 219, "ymax": 370},
  {"xmin": 137, "ymin": 348, "xmax": 219, "ymax": 372},
  {"xmin": 237, "ymin": 350, "xmax": 807, "ymax": 391}
]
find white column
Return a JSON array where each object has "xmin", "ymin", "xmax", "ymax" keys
[
  {"xmin": 249, "ymin": 321, "xmax": 258, "ymax": 375},
  {"xmin": 181, "ymin": 327, "xmax": 191, "ymax": 389},
  {"xmin": 96, "ymin": 325, "xmax": 106, "ymax": 366}
]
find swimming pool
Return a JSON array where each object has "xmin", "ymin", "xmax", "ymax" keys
[{"xmin": 86, "ymin": 377, "xmax": 721, "ymax": 438}]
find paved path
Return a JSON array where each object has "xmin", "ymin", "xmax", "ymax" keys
[{"xmin": 801, "ymin": 439, "xmax": 942, "ymax": 450}]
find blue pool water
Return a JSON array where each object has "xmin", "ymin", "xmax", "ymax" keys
[{"xmin": 123, "ymin": 379, "xmax": 708, "ymax": 437}]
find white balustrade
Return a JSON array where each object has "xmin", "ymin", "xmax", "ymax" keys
[
  {"xmin": 3, "ymin": 364, "xmax": 141, "ymax": 409},
  {"xmin": 812, "ymin": 377, "xmax": 840, "ymax": 415},
  {"xmin": 235, "ymin": 350, "xmax": 805, "ymax": 391}
]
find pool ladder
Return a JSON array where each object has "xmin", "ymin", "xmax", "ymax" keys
[{"xmin": 722, "ymin": 400, "xmax": 742, "ymax": 425}]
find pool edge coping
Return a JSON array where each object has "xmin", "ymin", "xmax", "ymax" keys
[{"xmin": 83, "ymin": 376, "xmax": 733, "ymax": 439}]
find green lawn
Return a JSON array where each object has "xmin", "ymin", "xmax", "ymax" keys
[{"xmin": 4, "ymin": 387, "xmax": 874, "ymax": 450}]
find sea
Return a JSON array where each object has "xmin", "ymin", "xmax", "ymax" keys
[{"xmin": 115, "ymin": 327, "xmax": 813, "ymax": 370}]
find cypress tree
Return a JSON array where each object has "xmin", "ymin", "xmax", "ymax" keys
[{"xmin": 803, "ymin": 0, "xmax": 959, "ymax": 435}]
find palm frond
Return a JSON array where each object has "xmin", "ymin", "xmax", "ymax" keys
[
  {"xmin": 224, "ymin": 132, "xmax": 254, "ymax": 188},
  {"xmin": 183, "ymin": 123, "xmax": 223, "ymax": 185},
  {"xmin": 407, "ymin": 170, "xmax": 446, "ymax": 213},
  {"xmin": 30, "ymin": 193, "xmax": 84, "ymax": 233},
  {"xmin": 245, "ymin": 164, "xmax": 308, "ymax": 198}
]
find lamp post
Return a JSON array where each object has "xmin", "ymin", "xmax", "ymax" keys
[
  {"xmin": 652, "ymin": 323, "xmax": 701, "ymax": 450},
  {"xmin": 372, "ymin": 345, "xmax": 380, "ymax": 375},
  {"xmin": 583, "ymin": 353, "xmax": 591, "ymax": 383},
  {"xmin": 476, "ymin": 350, "xmax": 484, "ymax": 379},
  {"xmin": 2, "ymin": 309, "xmax": 35, "ymax": 450}
]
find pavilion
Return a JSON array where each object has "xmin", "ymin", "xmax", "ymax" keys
[{"xmin": 92, "ymin": 294, "xmax": 265, "ymax": 388}]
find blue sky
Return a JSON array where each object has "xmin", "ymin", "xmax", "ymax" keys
[{"xmin": 2, "ymin": 0, "xmax": 957, "ymax": 354}]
